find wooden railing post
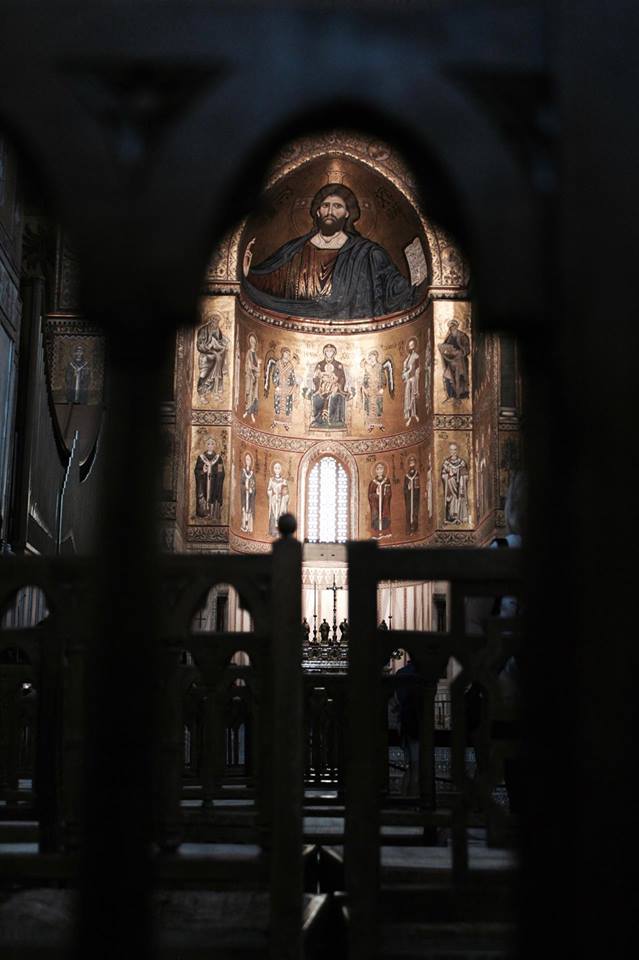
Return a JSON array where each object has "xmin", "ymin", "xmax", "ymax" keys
[
  {"xmin": 269, "ymin": 513, "xmax": 303, "ymax": 960},
  {"xmin": 345, "ymin": 539, "xmax": 380, "ymax": 960}
]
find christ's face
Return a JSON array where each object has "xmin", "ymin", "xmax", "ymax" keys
[{"xmin": 317, "ymin": 195, "xmax": 349, "ymax": 236}]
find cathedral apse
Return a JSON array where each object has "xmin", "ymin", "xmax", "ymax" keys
[{"xmin": 178, "ymin": 131, "xmax": 514, "ymax": 553}]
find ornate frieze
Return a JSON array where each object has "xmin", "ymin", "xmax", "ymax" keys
[
  {"xmin": 428, "ymin": 287, "xmax": 469, "ymax": 300},
  {"xmin": 192, "ymin": 410, "xmax": 232, "ymax": 426},
  {"xmin": 498, "ymin": 415, "xmax": 521, "ymax": 431},
  {"xmin": 434, "ymin": 414, "xmax": 472, "ymax": 431},
  {"xmin": 238, "ymin": 293, "xmax": 427, "ymax": 335},
  {"xmin": 46, "ymin": 316, "xmax": 103, "ymax": 336},
  {"xmin": 186, "ymin": 525, "xmax": 230, "ymax": 543},
  {"xmin": 229, "ymin": 531, "xmax": 271, "ymax": 554},
  {"xmin": 233, "ymin": 418, "xmax": 430, "ymax": 454},
  {"xmin": 301, "ymin": 567, "xmax": 348, "ymax": 588},
  {"xmin": 432, "ymin": 530, "xmax": 475, "ymax": 545}
]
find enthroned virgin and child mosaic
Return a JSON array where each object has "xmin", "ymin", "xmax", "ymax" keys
[{"xmin": 237, "ymin": 329, "xmax": 425, "ymax": 439}]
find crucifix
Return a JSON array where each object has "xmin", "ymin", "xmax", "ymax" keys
[{"xmin": 326, "ymin": 574, "xmax": 344, "ymax": 645}]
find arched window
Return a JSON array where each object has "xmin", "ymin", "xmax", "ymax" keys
[{"xmin": 306, "ymin": 456, "xmax": 350, "ymax": 543}]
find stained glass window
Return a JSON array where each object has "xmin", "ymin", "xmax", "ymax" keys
[{"xmin": 306, "ymin": 456, "xmax": 350, "ymax": 543}]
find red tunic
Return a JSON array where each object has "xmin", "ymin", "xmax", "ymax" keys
[{"xmin": 249, "ymin": 241, "xmax": 339, "ymax": 301}]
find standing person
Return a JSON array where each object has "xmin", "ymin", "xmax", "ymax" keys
[
  {"xmin": 402, "ymin": 337, "xmax": 420, "ymax": 427},
  {"xmin": 196, "ymin": 311, "xmax": 228, "ymax": 400},
  {"xmin": 267, "ymin": 461, "xmax": 289, "ymax": 536},
  {"xmin": 395, "ymin": 657, "xmax": 423, "ymax": 798},
  {"xmin": 359, "ymin": 349, "xmax": 394, "ymax": 431},
  {"xmin": 403, "ymin": 455, "xmax": 420, "ymax": 534},
  {"xmin": 65, "ymin": 344, "xmax": 90, "ymax": 404},
  {"xmin": 243, "ymin": 333, "xmax": 260, "ymax": 422},
  {"xmin": 264, "ymin": 346, "xmax": 298, "ymax": 429},
  {"xmin": 368, "ymin": 461, "xmax": 392, "ymax": 539},
  {"xmin": 194, "ymin": 438, "xmax": 225, "ymax": 519},
  {"xmin": 319, "ymin": 618, "xmax": 330, "ymax": 645},
  {"xmin": 441, "ymin": 442, "xmax": 469, "ymax": 524},
  {"xmin": 438, "ymin": 318, "xmax": 470, "ymax": 400},
  {"xmin": 239, "ymin": 452, "xmax": 256, "ymax": 533}
]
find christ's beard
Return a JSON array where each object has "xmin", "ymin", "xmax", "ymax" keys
[{"xmin": 317, "ymin": 214, "xmax": 348, "ymax": 237}]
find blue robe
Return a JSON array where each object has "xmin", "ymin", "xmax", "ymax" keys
[{"xmin": 244, "ymin": 231, "xmax": 416, "ymax": 320}]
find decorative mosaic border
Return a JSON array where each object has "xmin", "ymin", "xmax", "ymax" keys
[
  {"xmin": 238, "ymin": 293, "xmax": 428, "ymax": 335},
  {"xmin": 229, "ymin": 531, "xmax": 272, "ymax": 554},
  {"xmin": 432, "ymin": 530, "xmax": 476, "ymax": 546},
  {"xmin": 192, "ymin": 409, "xmax": 232, "ymax": 426},
  {"xmin": 434, "ymin": 414, "xmax": 473, "ymax": 431},
  {"xmin": 232, "ymin": 418, "xmax": 430, "ymax": 455},
  {"xmin": 186, "ymin": 525, "xmax": 230, "ymax": 543}
]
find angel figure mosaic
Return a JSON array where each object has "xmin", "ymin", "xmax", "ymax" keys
[
  {"xmin": 264, "ymin": 346, "xmax": 299, "ymax": 430},
  {"xmin": 358, "ymin": 349, "xmax": 394, "ymax": 431}
]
